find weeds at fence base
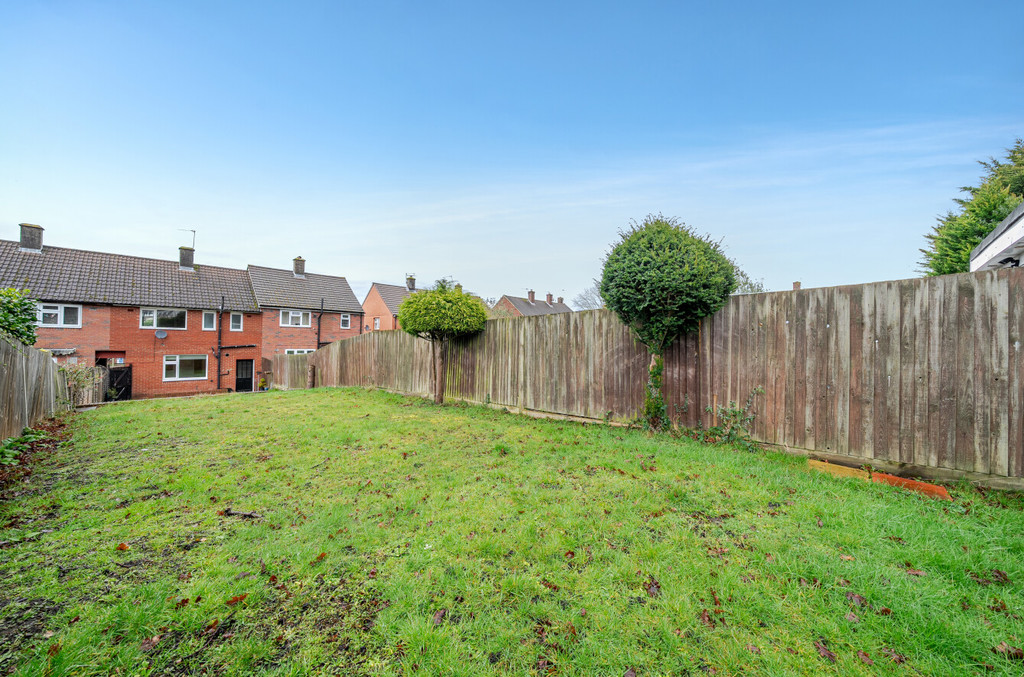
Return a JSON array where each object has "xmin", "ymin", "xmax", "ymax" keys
[{"xmin": 678, "ymin": 386, "xmax": 764, "ymax": 452}]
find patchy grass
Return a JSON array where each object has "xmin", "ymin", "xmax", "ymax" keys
[{"xmin": 1, "ymin": 387, "xmax": 1023, "ymax": 676}]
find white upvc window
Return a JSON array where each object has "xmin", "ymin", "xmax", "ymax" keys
[
  {"xmin": 37, "ymin": 303, "xmax": 82, "ymax": 328},
  {"xmin": 163, "ymin": 354, "xmax": 208, "ymax": 381},
  {"xmin": 141, "ymin": 308, "xmax": 187, "ymax": 330},
  {"xmin": 230, "ymin": 313, "xmax": 243, "ymax": 331},
  {"xmin": 373, "ymin": 317, "xmax": 380, "ymax": 330},
  {"xmin": 280, "ymin": 309, "xmax": 311, "ymax": 327},
  {"xmin": 284, "ymin": 348, "xmax": 316, "ymax": 355},
  {"xmin": 202, "ymin": 311, "xmax": 217, "ymax": 331},
  {"xmin": 340, "ymin": 313, "xmax": 350, "ymax": 329}
]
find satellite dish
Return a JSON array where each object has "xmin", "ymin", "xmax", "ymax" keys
[{"xmin": 155, "ymin": 330, "xmax": 168, "ymax": 339}]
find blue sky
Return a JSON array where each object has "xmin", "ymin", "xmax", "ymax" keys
[{"xmin": 2, "ymin": 1, "xmax": 1022, "ymax": 304}]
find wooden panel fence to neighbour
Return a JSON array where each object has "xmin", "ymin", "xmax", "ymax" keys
[
  {"xmin": 0, "ymin": 340, "xmax": 70, "ymax": 439},
  {"xmin": 276, "ymin": 267, "xmax": 1024, "ymax": 485}
]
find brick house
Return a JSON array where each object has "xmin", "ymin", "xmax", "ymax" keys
[
  {"xmin": 1, "ymin": 224, "xmax": 262, "ymax": 398},
  {"xmin": 361, "ymin": 276, "xmax": 417, "ymax": 331},
  {"xmin": 492, "ymin": 290, "xmax": 572, "ymax": 317},
  {"xmin": 247, "ymin": 257, "xmax": 364, "ymax": 362}
]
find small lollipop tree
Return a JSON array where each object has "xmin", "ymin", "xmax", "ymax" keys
[
  {"xmin": 600, "ymin": 214, "xmax": 736, "ymax": 430},
  {"xmin": 398, "ymin": 279, "xmax": 488, "ymax": 404}
]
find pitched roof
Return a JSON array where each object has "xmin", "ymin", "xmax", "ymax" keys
[
  {"xmin": 368, "ymin": 282, "xmax": 416, "ymax": 315},
  {"xmin": 0, "ymin": 239, "xmax": 259, "ymax": 312},
  {"xmin": 247, "ymin": 265, "xmax": 362, "ymax": 313},
  {"xmin": 500, "ymin": 295, "xmax": 574, "ymax": 317}
]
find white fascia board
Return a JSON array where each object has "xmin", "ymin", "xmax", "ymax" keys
[{"xmin": 970, "ymin": 213, "xmax": 1024, "ymax": 272}]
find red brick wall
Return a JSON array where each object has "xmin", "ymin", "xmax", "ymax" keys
[
  {"xmin": 361, "ymin": 286, "xmax": 400, "ymax": 331},
  {"xmin": 34, "ymin": 304, "xmax": 111, "ymax": 365},
  {"xmin": 260, "ymin": 308, "xmax": 362, "ymax": 362},
  {"xmin": 492, "ymin": 297, "xmax": 523, "ymax": 317},
  {"xmin": 106, "ymin": 307, "xmax": 264, "ymax": 398}
]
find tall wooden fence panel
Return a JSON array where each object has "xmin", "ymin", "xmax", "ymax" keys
[
  {"xmin": 0, "ymin": 341, "xmax": 69, "ymax": 439},
  {"xmin": 283, "ymin": 267, "xmax": 1023, "ymax": 483}
]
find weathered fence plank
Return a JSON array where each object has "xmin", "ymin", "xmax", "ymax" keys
[{"xmin": 0, "ymin": 341, "xmax": 69, "ymax": 438}]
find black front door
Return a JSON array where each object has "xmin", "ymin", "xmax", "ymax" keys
[{"xmin": 235, "ymin": 359, "xmax": 254, "ymax": 392}]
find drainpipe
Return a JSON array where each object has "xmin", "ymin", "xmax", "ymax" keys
[
  {"xmin": 359, "ymin": 312, "xmax": 364, "ymax": 334},
  {"xmin": 216, "ymin": 296, "xmax": 224, "ymax": 390},
  {"xmin": 316, "ymin": 297, "xmax": 324, "ymax": 349}
]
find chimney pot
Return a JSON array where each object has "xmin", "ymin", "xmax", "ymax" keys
[
  {"xmin": 557, "ymin": 296, "xmax": 563, "ymax": 305},
  {"xmin": 19, "ymin": 223, "xmax": 43, "ymax": 252},
  {"xmin": 293, "ymin": 256, "xmax": 306, "ymax": 277},
  {"xmin": 792, "ymin": 281, "xmax": 801, "ymax": 290},
  {"xmin": 545, "ymin": 292, "xmax": 553, "ymax": 305},
  {"xmin": 528, "ymin": 290, "xmax": 535, "ymax": 303},
  {"xmin": 179, "ymin": 246, "xmax": 195, "ymax": 270},
  {"xmin": 406, "ymin": 274, "xmax": 416, "ymax": 291}
]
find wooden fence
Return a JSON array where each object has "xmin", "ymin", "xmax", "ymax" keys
[
  {"xmin": 0, "ymin": 340, "xmax": 69, "ymax": 439},
  {"xmin": 271, "ymin": 267, "xmax": 1024, "ymax": 485}
]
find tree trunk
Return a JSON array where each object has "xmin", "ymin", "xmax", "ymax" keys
[{"xmin": 432, "ymin": 338, "xmax": 446, "ymax": 404}]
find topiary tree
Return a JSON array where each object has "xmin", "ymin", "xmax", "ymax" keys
[
  {"xmin": 600, "ymin": 214, "xmax": 736, "ymax": 430},
  {"xmin": 0, "ymin": 288, "xmax": 38, "ymax": 347},
  {"xmin": 397, "ymin": 279, "xmax": 488, "ymax": 404}
]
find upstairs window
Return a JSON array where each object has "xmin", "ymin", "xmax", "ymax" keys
[
  {"xmin": 230, "ymin": 313, "xmax": 243, "ymax": 331},
  {"xmin": 141, "ymin": 308, "xmax": 187, "ymax": 329},
  {"xmin": 340, "ymin": 313, "xmax": 351, "ymax": 329},
  {"xmin": 284, "ymin": 348, "xmax": 316, "ymax": 355},
  {"xmin": 280, "ymin": 309, "xmax": 311, "ymax": 327},
  {"xmin": 373, "ymin": 317, "xmax": 380, "ymax": 330},
  {"xmin": 37, "ymin": 303, "xmax": 82, "ymax": 328},
  {"xmin": 202, "ymin": 311, "xmax": 216, "ymax": 331}
]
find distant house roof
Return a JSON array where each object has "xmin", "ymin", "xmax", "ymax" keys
[
  {"xmin": 247, "ymin": 264, "xmax": 362, "ymax": 313},
  {"xmin": 500, "ymin": 294, "xmax": 573, "ymax": 317},
  {"xmin": 0, "ymin": 239, "xmax": 259, "ymax": 312},
  {"xmin": 970, "ymin": 202, "xmax": 1024, "ymax": 272},
  {"xmin": 368, "ymin": 282, "xmax": 416, "ymax": 315}
]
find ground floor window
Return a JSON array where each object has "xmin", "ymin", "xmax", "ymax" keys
[
  {"xmin": 163, "ymin": 354, "xmax": 208, "ymax": 381},
  {"xmin": 284, "ymin": 349, "xmax": 315, "ymax": 355}
]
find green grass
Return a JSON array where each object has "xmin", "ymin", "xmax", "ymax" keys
[{"xmin": 1, "ymin": 387, "xmax": 1022, "ymax": 676}]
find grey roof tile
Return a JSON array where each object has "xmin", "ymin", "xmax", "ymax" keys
[
  {"xmin": 247, "ymin": 265, "xmax": 362, "ymax": 313},
  {"xmin": 0, "ymin": 240, "xmax": 259, "ymax": 311},
  {"xmin": 501, "ymin": 295, "xmax": 574, "ymax": 316}
]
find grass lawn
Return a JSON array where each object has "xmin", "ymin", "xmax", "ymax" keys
[{"xmin": 1, "ymin": 387, "xmax": 1023, "ymax": 675}]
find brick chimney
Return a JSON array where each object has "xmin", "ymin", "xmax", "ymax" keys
[
  {"xmin": 557, "ymin": 296, "xmax": 563, "ymax": 305},
  {"xmin": 179, "ymin": 246, "xmax": 195, "ymax": 271},
  {"xmin": 406, "ymin": 274, "xmax": 416, "ymax": 291},
  {"xmin": 545, "ymin": 292, "xmax": 553, "ymax": 305},
  {"xmin": 528, "ymin": 290, "xmax": 535, "ymax": 303},
  {"xmin": 19, "ymin": 223, "xmax": 43, "ymax": 252},
  {"xmin": 293, "ymin": 256, "xmax": 306, "ymax": 278}
]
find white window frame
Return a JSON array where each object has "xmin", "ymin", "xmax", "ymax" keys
[
  {"xmin": 140, "ymin": 307, "xmax": 188, "ymax": 330},
  {"xmin": 373, "ymin": 317, "xmax": 380, "ymax": 330},
  {"xmin": 340, "ymin": 313, "xmax": 350, "ymax": 329},
  {"xmin": 202, "ymin": 311, "xmax": 217, "ymax": 331},
  {"xmin": 284, "ymin": 348, "xmax": 316, "ymax": 355},
  {"xmin": 279, "ymin": 309, "xmax": 311, "ymax": 327},
  {"xmin": 230, "ymin": 312, "xmax": 243, "ymax": 331},
  {"xmin": 37, "ymin": 303, "xmax": 82, "ymax": 328},
  {"xmin": 162, "ymin": 354, "xmax": 208, "ymax": 381}
]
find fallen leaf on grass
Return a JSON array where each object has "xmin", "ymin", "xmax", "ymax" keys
[
  {"xmin": 624, "ymin": 669, "xmax": 636, "ymax": 677},
  {"xmin": 904, "ymin": 562, "xmax": 926, "ymax": 576},
  {"xmin": 309, "ymin": 552, "xmax": 326, "ymax": 566},
  {"xmin": 699, "ymin": 609, "xmax": 717, "ymax": 629},
  {"xmin": 845, "ymin": 611, "xmax": 860, "ymax": 623},
  {"xmin": 840, "ymin": 554, "xmax": 855, "ymax": 561},
  {"xmin": 174, "ymin": 598, "xmax": 189, "ymax": 609},
  {"xmin": 541, "ymin": 579, "xmax": 560, "ymax": 592},
  {"xmin": 991, "ymin": 569, "xmax": 1011, "ymax": 584},
  {"xmin": 47, "ymin": 643, "xmax": 60, "ymax": 657},
  {"xmin": 846, "ymin": 592, "xmax": 868, "ymax": 607},
  {"xmin": 433, "ymin": 609, "xmax": 447, "ymax": 626},
  {"xmin": 116, "ymin": 543, "xmax": 129, "ymax": 551},
  {"xmin": 881, "ymin": 647, "xmax": 907, "ymax": 663},
  {"xmin": 814, "ymin": 638, "xmax": 837, "ymax": 663},
  {"xmin": 564, "ymin": 550, "xmax": 574, "ymax": 560},
  {"xmin": 746, "ymin": 644, "xmax": 761, "ymax": 655},
  {"xmin": 140, "ymin": 635, "xmax": 161, "ymax": 652},
  {"xmin": 43, "ymin": 630, "xmax": 54, "ymax": 638},
  {"xmin": 857, "ymin": 650, "xmax": 874, "ymax": 665},
  {"xmin": 816, "ymin": 517, "xmax": 823, "ymax": 528},
  {"xmin": 225, "ymin": 594, "xmax": 248, "ymax": 606},
  {"xmin": 644, "ymin": 576, "xmax": 661, "ymax": 598},
  {"xmin": 876, "ymin": 607, "xmax": 893, "ymax": 616},
  {"xmin": 992, "ymin": 642, "xmax": 1024, "ymax": 660}
]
